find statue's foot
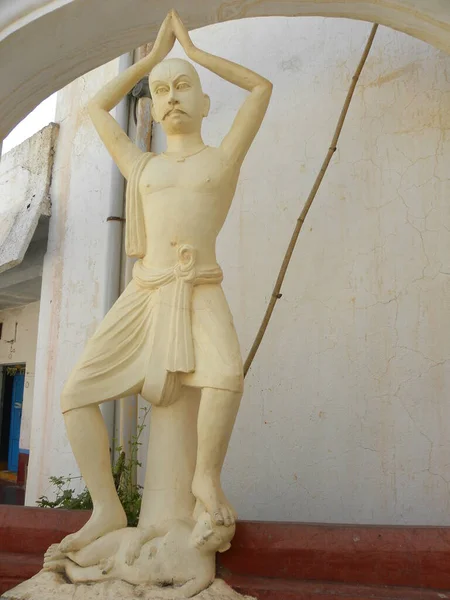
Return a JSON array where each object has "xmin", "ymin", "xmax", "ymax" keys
[
  {"xmin": 43, "ymin": 557, "xmax": 70, "ymax": 573},
  {"xmin": 59, "ymin": 505, "xmax": 127, "ymax": 553},
  {"xmin": 192, "ymin": 474, "xmax": 236, "ymax": 527},
  {"xmin": 44, "ymin": 543, "xmax": 64, "ymax": 562}
]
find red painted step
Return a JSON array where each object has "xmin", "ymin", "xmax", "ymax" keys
[
  {"xmin": 0, "ymin": 505, "xmax": 89, "ymax": 555},
  {"xmin": 3, "ymin": 507, "xmax": 450, "ymax": 597},
  {"xmin": 224, "ymin": 575, "xmax": 450, "ymax": 600},
  {"xmin": 220, "ymin": 521, "xmax": 450, "ymax": 589},
  {"xmin": 0, "ymin": 553, "xmax": 43, "ymax": 595}
]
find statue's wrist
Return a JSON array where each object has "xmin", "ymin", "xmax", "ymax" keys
[{"xmin": 185, "ymin": 44, "xmax": 198, "ymax": 59}]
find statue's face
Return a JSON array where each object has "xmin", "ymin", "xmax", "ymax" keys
[{"xmin": 149, "ymin": 58, "xmax": 210, "ymax": 135}]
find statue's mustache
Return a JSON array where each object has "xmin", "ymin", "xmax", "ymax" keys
[{"xmin": 163, "ymin": 107, "xmax": 187, "ymax": 120}]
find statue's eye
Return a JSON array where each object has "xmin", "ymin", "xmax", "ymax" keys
[
  {"xmin": 176, "ymin": 82, "xmax": 190, "ymax": 90},
  {"xmin": 154, "ymin": 86, "xmax": 169, "ymax": 95}
]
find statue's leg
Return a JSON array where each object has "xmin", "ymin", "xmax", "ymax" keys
[
  {"xmin": 59, "ymin": 405, "xmax": 127, "ymax": 552},
  {"xmin": 58, "ymin": 281, "xmax": 157, "ymax": 552},
  {"xmin": 65, "ymin": 562, "xmax": 108, "ymax": 583},
  {"xmin": 138, "ymin": 387, "xmax": 201, "ymax": 528},
  {"xmin": 182, "ymin": 285, "xmax": 243, "ymax": 527},
  {"xmin": 192, "ymin": 387, "xmax": 241, "ymax": 527}
]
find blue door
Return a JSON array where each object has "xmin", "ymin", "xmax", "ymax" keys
[{"xmin": 8, "ymin": 373, "xmax": 25, "ymax": 472}]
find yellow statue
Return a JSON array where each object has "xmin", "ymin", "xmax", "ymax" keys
[{"xmin": 59, "ymin": 9, "xmax": 272, "ymax": 561}]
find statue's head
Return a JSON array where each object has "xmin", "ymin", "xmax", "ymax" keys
[
  {"xmin": 149, "ymin": 58, "xmax": 210, "ymax": 135},
  {"xmin": 190, "ymin": 512, "xmax": 235, "ymax": 554}
]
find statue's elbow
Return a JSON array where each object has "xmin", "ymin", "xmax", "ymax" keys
[{"xmin": 257, "ymin": 80, "xmax": 273, "ymax": 102}]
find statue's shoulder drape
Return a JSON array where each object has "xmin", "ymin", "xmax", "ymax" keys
[{"xmin": 125, "ymin": 152, "xmax": 153, "ymax": 258}]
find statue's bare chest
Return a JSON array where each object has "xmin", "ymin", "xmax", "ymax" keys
[{"xmin": 138, "ymin": 148, "xmax": 237, "ymax": 197}]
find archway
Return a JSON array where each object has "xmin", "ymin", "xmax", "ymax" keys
[{"xmin": 0, "ymin": 0, "xmax": 449, "ymax": 140}]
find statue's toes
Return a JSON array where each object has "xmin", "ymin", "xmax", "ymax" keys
[
  {"xmin": 59, "ymin": 534, "xmax": 79, "ymax": 553},
  {"xmin": 44, "ymin": 543, "xmax": 60, "ymax": 558},
  {"xmin": 58, "ymin": 538, "xmax": 71, "ymax": 553}
]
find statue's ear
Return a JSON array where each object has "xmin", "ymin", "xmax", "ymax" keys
[{"xmin": 203, "ymin": 94, "xmax": 211, "ymax": 118}]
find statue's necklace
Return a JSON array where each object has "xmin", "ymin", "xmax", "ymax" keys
[{"xmin": 161, "ymin": 145, "xmax": 208, "ymax": 163}]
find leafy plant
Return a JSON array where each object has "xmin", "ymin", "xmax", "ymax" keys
[{"xmin": 37, "ymin": 407, "xmax": 150, "ymax": 527}]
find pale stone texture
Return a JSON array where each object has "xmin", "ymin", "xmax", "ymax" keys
[
  {"xmin": 42, "ymin": 14, "xmax": 270, "ymax": 592},
  {"xmin": 0, "ymin": 302, "xmax": 40, "ymax": 450},
  {"xmin": 2, "ymin": 573, "xmax": 253, "ymax": 600}
]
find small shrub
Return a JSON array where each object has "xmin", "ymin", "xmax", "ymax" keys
[{"xmin": 37, "ymin": 407, "xmax": 149, "ymax": 527}]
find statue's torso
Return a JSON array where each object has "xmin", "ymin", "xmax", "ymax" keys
[{"xmin": 139, "ymin": 147, "xmax": 239, "ymax": 269}]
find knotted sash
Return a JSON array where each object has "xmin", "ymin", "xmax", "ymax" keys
[{"xmin": 133, "ymin": 245, "xmax": 223, "ymax": 406}]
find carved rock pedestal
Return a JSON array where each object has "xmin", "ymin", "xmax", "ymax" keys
[{"xmin": 2, "ymin": 572, "xmax": 254, "ymax": 600}]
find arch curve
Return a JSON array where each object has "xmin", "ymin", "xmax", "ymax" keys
[{"xmin": 0, "ymin": 0, "xmax": 449, "ymax": 140}]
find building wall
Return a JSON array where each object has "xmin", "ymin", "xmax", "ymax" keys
[
  {"xmin": 0, "ymin": 301, "xmax": 40, "ymax": 451},
  {"xmin": 25, "ymin": 57, "xmax": 128, "ymax": 504},
  {"xmin": 151, "ymin": 17, "xmax": 450, "ymax": 525}
]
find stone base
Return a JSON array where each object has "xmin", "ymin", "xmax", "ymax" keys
[{"xmin": 1, "ymin": 571, "xmax": 255, "ymax": 600}]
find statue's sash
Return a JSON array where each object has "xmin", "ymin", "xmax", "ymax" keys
[
  {"xmin": 133, "ymin": 246, "xmax": 223, "ymax": 406},
  {"xmin": 125, "ymin": 152, "xmax": 152, "ymax": 258}
]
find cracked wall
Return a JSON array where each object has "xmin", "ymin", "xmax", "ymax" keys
[{"xmin": 155, "ymin": 17, "xmax": 450, "ymax": 524}]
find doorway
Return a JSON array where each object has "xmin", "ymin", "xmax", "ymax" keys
[{"xmin": 0, "ymin": 364, "xmax": 25, "ymax": 474}]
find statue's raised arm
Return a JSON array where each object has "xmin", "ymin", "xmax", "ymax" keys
[
  {"xmin": 171, "ymin": 10, "xmax": 273, "ymax": 166},
  {"xmin": 87, "ymin": 13, "xmax": 175, "ymax": 179}
]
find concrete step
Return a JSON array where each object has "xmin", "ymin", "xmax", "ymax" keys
[
  {"xmin": 0, "ymin": 480, "xmax": 24, "ymax": 506},
  {"xmin": 219, "ymin": 521, "xmax": 450, "ymax": 589},
  {"xmin": 226, "ymin": 575, "xmax": 450, "ymax": 600},
  {"xmin": 0, "ymin": 553, "xmax": 43, "ymax": 595},
  {"xmin": 2, "ymin": 507, "xmax": 450, "ymax": 597}
]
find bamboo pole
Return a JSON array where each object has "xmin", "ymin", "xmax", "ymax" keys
[{"xmin": 244, "ymin": 24, "xmax": 379, "ymax": 377}]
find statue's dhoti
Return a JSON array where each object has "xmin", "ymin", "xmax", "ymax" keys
[{"xmin": 61, "ymin": 245, "xmax": 243, "ymax": 413}]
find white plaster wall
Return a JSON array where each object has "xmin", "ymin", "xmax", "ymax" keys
[
  {"xmin": 0, "ymin": 124, "xmax": 56, "ymax": 273},
  {"xmin": 0, "ymin": 302, "xmax": 40, "ymax": 450},
  {"xmin": 25, "ymin": 58, "xmax": 127, "ymax": 504},
  {"xmin": 151, "ymin": 17, "xmax": 450, "ymax": 525}
]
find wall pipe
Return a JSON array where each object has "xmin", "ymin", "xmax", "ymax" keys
[
  {"xmin": 101, "ymin": 51, "xmax": 134, "ymax": 453},
  {"xmin": 117, "ymin": 44, "xmax": 153, "ymax": 468}
]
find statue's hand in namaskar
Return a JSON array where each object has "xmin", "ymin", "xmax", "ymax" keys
[
  {"xmin": 152, "ymin": 11, "xmax": 176, "ymax": 62},
  {"xmin": 171, "ymin": 9, "xmax": 196, "ymax": 57}
]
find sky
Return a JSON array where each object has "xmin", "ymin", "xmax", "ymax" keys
[{"xmin": 1, "ymin": 94, "xmax": 57, "ymax": 155}]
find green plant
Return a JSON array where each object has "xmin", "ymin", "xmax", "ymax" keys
[{"xmin": 37, "ymin": 407, "xmax": 150, "ymax": 527}]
